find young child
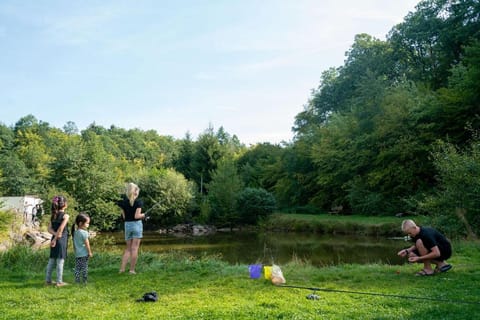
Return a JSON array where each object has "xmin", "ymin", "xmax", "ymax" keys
[
  {"xmin": 45, "ymin": 196, "xmax": 69, "ymax": 287},
  {"xmin": 71, "ymin": 213, "xmax": 93, "ymax": 284}
]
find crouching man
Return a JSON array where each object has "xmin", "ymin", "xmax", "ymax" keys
[{"xmin": 397, "ymin": 219, "xmax": 452, "ymax": 276}]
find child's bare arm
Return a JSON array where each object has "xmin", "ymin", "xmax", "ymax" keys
[
  {"xmin": 85, "ymin": 238, "xmax": 93, "ymax": 257},
  {"xmin": 55, "ymin": 214, "xmax": 69, "ymax": 238},
  {"xmin": 50, "ymin": 214, "xmax": 70, "ymax": 246},
  {"xmin": 47, "ymin": 222, "xmax": 54, "ymax": 235}
]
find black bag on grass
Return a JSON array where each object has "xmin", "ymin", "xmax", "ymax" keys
[{"xmin": 136, "ymin": 291, "xmax": 158, "ymax": 302}]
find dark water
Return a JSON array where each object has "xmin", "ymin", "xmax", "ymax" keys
[{"xmin": 96, "ymin": 231, "xmax": 409, "ymax": 267}]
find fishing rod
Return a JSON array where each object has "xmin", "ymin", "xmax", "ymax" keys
[
  {"xmin": 139, "ymin": 197, "xmax": 164, "ymax": 221},
  {"xmin": 279, "ymin": 284, "xmax": 480, "ymax": 305},
  {"xmin": 143, "ymin": 202, "xmax": 161, "ymax": 215}
]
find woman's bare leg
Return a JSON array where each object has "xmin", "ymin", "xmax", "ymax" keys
[
  {"xmin": 129, "ymin": 238, "xmax": 141, "ymax": 273},
  {"xmin": 120, "ymin": 239, "xmax": 133, "ymax": 272}
]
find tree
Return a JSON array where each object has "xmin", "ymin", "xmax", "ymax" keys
[
  {"xmin": 236, "ymin": 142, "xmax": 283, "ymax": 191},
  {"xmin": 0, "ymin": 153, "xmax": 30, "ymax": 195},
  {"xmin": 435, "ymin": 41, "xmax": 480, "ymax": 145},
  {"xmin": 0, "ymin": 124, "xmax": 20, "ymax": 195},
  {"xmin": 49, "ymin": 130, "xmax": 120, "ymax": 230},
  {"xmin": 15, "ymin": 129, "xmax": 53, "ymax": 190},
  {"xmin": 63, "ymin": 121, "xmax": 78, "ymax": 135},
  {"xmin": 236, "ymin": 188, "xmax": 276, "ymax": 225},
  {"xmin": 173, "ymin": 132, "xmax": 195, "ymax": 181},
  {"xmin": 191, "ymin": 126, "xmax": 224, "ymax": 194},
  {"xmin": 0, "ymin": 123, "xmax": 14, "ymax": 152},
  {"xmin": 294, "ymin": 34, "xmax": 396, "ymax": 141},
  {"xmin": 139, "ymin": 168, "xmax": 195, "ymax": 227},
  {"xmin": 293, "ymin": 68, "xmax": 339, "ymax": 137},
  {"xmin": 419, "ymin": 138, "xmax": 480, "ymax": 238},
  {"xmin": 388, "ymin": 0, "xmax": 480, "ymax": 88},
  {"xmin": 206, "ymin": 159, "xmax": 243, "ymax": 227},
  {"xmin": 269, "ymin": 141, "xmax": 318, "ymax": 209},
  {"xmin": 8, "ymin": 115, "xmax": 55, "ymax": 194}
]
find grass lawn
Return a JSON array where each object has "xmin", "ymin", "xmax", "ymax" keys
[{"xmin": 1, "ymin": 240, "xmax": 479, "ymax": 319}]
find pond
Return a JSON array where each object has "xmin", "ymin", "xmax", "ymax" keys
[{"xmin": 96, "ymin": 231, "xmax": 409, "ymax": 267}]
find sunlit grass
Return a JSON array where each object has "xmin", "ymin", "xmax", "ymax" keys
[{"xmin": 1, "ymin": 241, "xmax": 479, "ymax": 319}]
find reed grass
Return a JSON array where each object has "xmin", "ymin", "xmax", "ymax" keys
[{"xmin": 262, "ymin": 213, "xmax": 419, "ymax": 236}]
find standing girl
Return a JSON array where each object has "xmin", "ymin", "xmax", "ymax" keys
[
  {"xmin": 117, "ymin": 183, "xmax": 146, "ymax": 274},
  {"xmin": 45, "ymin": 196, "xmax": 69, "ymax": 287},
  {"xmin": 71, "ymin": 213, "xmax": 93, "ymax": 284}
]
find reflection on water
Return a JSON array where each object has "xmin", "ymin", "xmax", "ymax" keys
[{"xmin": 96, "ymin": 231, "xmax": 409, "ymax": 266}]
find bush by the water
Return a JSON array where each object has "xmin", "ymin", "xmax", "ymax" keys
[
  {"xmin": 262, "ymin": 213, "xmax": 404, "ymax": 236},
  {"xmin": 236, "ymin": 188, "xmax": 276, "ymax": 225}
]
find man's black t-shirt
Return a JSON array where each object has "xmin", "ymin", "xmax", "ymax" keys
[{"xmin": 414, "ymin": 226, "xmax": 452, "ymax": 260}]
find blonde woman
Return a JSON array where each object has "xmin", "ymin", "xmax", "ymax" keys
[{"xmin": 117, "ymin": 183, "xmax": 147, "ymax": 274}]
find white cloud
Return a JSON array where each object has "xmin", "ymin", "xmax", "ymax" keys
[{"xmin": 0, "ymin": 0, "xmax": 421, "ymax": 145}]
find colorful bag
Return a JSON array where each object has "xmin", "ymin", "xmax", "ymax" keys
[
  {"xmin": 248, "ymin": 264, "xmax": 262, "ymax": 279},
  {"xmin": 271, "ymin": 264, "xmax": 286, "ymax": 285}
]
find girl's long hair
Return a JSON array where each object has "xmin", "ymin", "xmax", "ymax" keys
[
  {"xmin": 50, "ymin": 196, "xmax": 67, "ymax": 222},
  {"xmin": 126, "ymin": 183, "xmax": 139, "ymax": 207}
]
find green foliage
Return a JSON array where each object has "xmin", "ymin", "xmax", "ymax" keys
[
  {"xmin": 192, "ymin": 127, "xmax": 221, "ymax": 193},
  {"xmin": 435, "ymin": 40, "xmax": 480, "ymax": 144},
  {"xmin": 173, "ymin": 133, "xmax": 195, "ymax": 180},
  {"xmin": 288, "ymin": 0, "xmax": 480, "ymax": 221},
  {"xmin": 87, "ymin": 199, "xmax": 119, "ymax": 231},
  {"xmin": 236, "ymin": 142, "xmax": 283, "ymax": 191},
  {"xmin": 417, "ymin": 138, "xmax": 480, "ymax": 238},
  {"xmin": 1, "ymin": 1, "xmax": 480, "ymax": 234},
  {"xmin": 263, "ymin": 213, "xmax": 404, "ymax": 236},
  {"xmin": 0, "ymin": 208, "xmax": 13, "ymax": 235},
  {"xmin": 345, "ymin": 177, "xmax": 385, "ymax": 215},
  {"xmin": 0, "ymin": 152, "xmax": 31, "ymax": 195},
  {"xmin": 0, "ymin": 245, "xmax": 48, "ymax": 272},
  {"xmin": 207, "ymin": 159, "xmax": 243, "ymax": 227},
  {"xmin": 139, "ymin": 168, "xmax": 196, "ymax": 226},
  {"xmin": 15, "ymin": 128, "xmax": 53, "ymax": 186},
  {"xmin": 197, "ymin": 198, "xmax": 212, "ymax": 224},
  {"xmin": 236, "ymin": 188, "xmax": 276, "ymax": 225},
  {"xmin": 0, "ymin": 123, "xmax": 14, "ymax": 151},
  {"xmin": 388, "ymin": 0, "xmax": 480, "ymax": 89},
  {"xmin": 0, "ymin": 115, "xmax": 248, "ymax": 230},
  {"xmin": 267, "ymin": 143, "xmax": 317, "ymax": 208}
]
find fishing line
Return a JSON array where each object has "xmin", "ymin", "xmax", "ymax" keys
[
  {"xmin": 279, "ymin": 284, "xmax": 480, "ymax": 305},
  {"xmin": 143, "ymin": 202, "xmax": 161, "ymax": 215},
  {"xmin": 144, "ymin": 196, "xmax": 163, "ymax": 215},
  {"xmin": 263, "ymin": 240, "xmax": 275, "ymax": 265}
]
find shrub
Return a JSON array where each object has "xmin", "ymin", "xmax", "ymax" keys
[
  {"xmin": 236, "ymin": 188, "xmax": 276, "ymax": 225},
  {"xmin": 0, "ymin": 209, "xmax": 13, "ymax": 233},
  {"xmin": 418, "ymin": 139, "xmax": 480, "ymax": 239}
]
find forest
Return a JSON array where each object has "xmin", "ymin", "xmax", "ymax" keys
[{"xmin": 0, "ymin": 0, "xmax": 479, "ymax": 238}]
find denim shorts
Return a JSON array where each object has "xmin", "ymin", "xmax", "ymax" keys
[{"xmin": 124, "ymin": 221, "xmax": 143, "ymax": 240}]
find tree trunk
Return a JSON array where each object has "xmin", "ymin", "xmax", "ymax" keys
[{"xmin": 455, "ymin": 208, "xmax": 477, "ymax": 240}]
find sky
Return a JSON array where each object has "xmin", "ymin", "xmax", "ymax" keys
[{"xmin": 0, "ymin": 0, "xmax": 420, "ymax": 145}]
